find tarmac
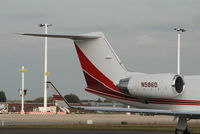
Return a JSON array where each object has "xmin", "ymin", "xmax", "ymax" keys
[{"xmin": 0, "ymin": 113, "xmax": 200, "ymax": 126}]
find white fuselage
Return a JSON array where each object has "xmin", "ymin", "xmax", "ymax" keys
[{"xmin": 100, "ymin": 75, "xmax": 200, "ymax": 111}]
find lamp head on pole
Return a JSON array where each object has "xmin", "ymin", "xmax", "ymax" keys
[
  {"xmin": 174, "ymin": 28, "xmax": 186, "ymax": 33},
  {"xmin": 39, "ymin": 24, "xmax": 52, "ymax": 27},
  {"xmin": 21, "ymin": 66, "xmax": 27, "ymax": 72}
]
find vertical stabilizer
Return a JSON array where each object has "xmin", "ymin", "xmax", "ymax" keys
[{"xmin": 74, "ymin": 32, "xmax": 127, "ymax": 88}]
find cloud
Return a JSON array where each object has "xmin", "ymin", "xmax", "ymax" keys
[
  {"xmin": 4, "ymin": 12, "xmax": 49, "ymax": 21},
  {"xmin": 134, "ymin": 34, "xmax": 159, "ymax": 46}
]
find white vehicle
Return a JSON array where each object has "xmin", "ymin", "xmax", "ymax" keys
[
  {"xmin": 0, "ymin": 104, "xmax": 5, "ymax": 110},
  {"xmin": 0, "ymin": 104, "xmax": 7, "ymax": 113},
  {"xmin": 21, "ymin": 31, "xmax": 200, "ymax": 134}
]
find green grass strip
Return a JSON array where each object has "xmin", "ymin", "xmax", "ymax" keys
[{"xmin": 1, "ymin": 124, "xmax": 200, "ymax": 133}]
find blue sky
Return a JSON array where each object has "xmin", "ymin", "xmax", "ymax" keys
[{"xmin": 0, "ymin": 0, "xmax": 200, "ymax": 100}]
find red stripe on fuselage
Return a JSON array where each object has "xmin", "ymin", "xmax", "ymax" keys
[
  {"xmin": 83, "ymin": 70, "xmax": 137, "ymax": 100},
  {"xmin": 86, "ymin": 88, "xmax": 200, "ymax": 106}
]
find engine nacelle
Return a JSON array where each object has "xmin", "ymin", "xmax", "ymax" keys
[{"xmin": 117, "ymin": 74, "xmax": 185, "ymax": 98}]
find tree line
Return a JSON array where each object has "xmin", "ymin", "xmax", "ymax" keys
[
  {"xmin": 0, "ymin": 91, "xmax": 109, "ymax": 103},
  {"xmin": 33, "ymin": 94, "xmax": 81, "ymax": 103}
]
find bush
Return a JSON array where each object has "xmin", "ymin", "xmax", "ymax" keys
[
  {"xmin": 121, "ymin": 121, "xmax": 128, "ymax": 125},
  {"xmin": 0, "ymin": 91, "xmax": 7, "ymax": 102},
  {"xmin": 64, "ymin": 93, "xmax": 81, "ymax": 103}
]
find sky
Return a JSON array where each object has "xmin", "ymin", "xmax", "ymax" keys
[{"xmin": 0, "ymin": 0, "xmax": 200, "ymax": 100}]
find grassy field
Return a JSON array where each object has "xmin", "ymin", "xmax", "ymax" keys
[{"xmin": 1, "ymin": 124, "xmax": 200, "ymax": 133}]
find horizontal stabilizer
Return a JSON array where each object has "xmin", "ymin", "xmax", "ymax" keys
[{"xmin": 19, "ymin": 33, "xmax": 101, "ymax": 40}]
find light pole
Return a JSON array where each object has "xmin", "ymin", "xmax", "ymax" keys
[
  {"xmin": 20, "ymin": 66, "xmax": 27, "ymax": 114},
  {"xmin": 39, "ymin": 23, "xmax": 52, "ymax": 112},
  {"xmin": 174, "ymin": 28, "xmax": 186, "ymax": 75}
]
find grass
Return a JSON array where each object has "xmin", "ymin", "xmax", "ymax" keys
[{"xmin": 1, "ymin": 124, "xmax": 200, "ymax": 133}]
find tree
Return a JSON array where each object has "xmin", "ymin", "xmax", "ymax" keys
[
  {"xmin": 0, "ymin": 91, "xmax": 7, "ymax": 102},
  {"xmin": 34, "ymin": 97, "xmax": 43, "ymax": 103},
  {"xmin": 64, "ymin": 93, "xmax": 81, "ymax": 103}
]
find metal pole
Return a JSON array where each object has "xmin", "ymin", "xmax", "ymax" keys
[
  {"xmin": 177, "ymin": 33, "xmax": 180, "ymax": 75},
  {"xmin": 174, "ymin": 28, "xmax": 185, "ymax": 75},
  {"xmin": 44, "ymin": 24, "xmax": 48, "ymax": 111},
  {"xmin": 21, "ymin": 66, "xmax": 26, "ymax": 114},
  {"xmin": 39, "ymin": 23, "xmax": 52, "ymax": 112}
]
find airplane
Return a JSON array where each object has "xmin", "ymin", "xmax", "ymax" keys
[{"xmin": 20, "ymin": 31, "xmax": 200, "ymax": 134}]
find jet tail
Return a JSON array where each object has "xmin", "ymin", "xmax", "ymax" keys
[{"xmin": 21, "ymin": 32, "xmax": 128, "ymax": 99}]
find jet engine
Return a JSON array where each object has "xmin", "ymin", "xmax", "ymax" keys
[{"xmin": 117, "ymin": 74, "xmax": 185, "ymax": 98}]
